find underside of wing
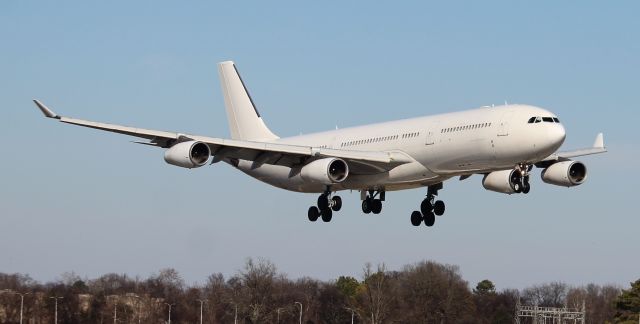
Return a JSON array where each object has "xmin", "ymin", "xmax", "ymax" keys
[{"xmin": 192, "ymin": 135, "xmax": 413, "ymax": 174}]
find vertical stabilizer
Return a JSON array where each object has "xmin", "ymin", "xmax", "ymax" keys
[{"xmin": 218, "ymin": 61, "xmax": 279, "ymax": 141}]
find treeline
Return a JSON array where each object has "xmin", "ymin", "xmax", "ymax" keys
[{"xmin": 1, "ymin": 259, "xmax": 638, "ymax": 323}]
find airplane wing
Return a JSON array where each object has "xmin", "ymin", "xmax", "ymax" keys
[
  {"xmin": 33, "ymin": 100, "xmax": 412, "ymax": 173},
  {"xmin": 538, "ymin": 133, "xmax": 606, "ymax": 165}
]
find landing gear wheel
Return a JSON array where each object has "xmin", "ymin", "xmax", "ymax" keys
[
  {"xmin": 321, "ymin": 208, "xmax": 333, "ymax": 222},
  {"xmin": 308, "ymin": 206, "xmax": 319, "ymax": 222},
  {"xmin": 513, "ymin": 182, "xmax": 522, "ymax": 193},
  {"xmin": 415, "ymin": 183, "xmax": 444, "ymax": 227},
  {"xmin": 433, "ymin": 200, "xmax": 445, "ymax": 216},
  {"xmin": 317, "ymin": 194, "xmax": 329, "ymax": 211},
  {"xmin": 420, "ymin": 199, "xmax": 433, "ymax": 216},
  {"xmin": 362, "ymin": 199, "xmax": 372, "ymax": 214},
  {"xmin": 331, "ymin": 196, "xmax": 342, "ymax": 211},
  {"xmin": 410, "ymin": 211, "xmax": 423, "ymax": 226},
  {"xmin": 424, "ymin": 211, "xmax": 435, "ymax": 227},
  {"xmin": 371, "ymin": 199, "xmax": 383, "ymax": 214},
  {"xmin": 522, "ymin": 182, "xmax": 531, "ymax": 194}
]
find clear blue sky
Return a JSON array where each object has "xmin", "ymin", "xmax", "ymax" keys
[{"xmin": 1, "ymin": 1, "xmax": 638, "ymax": 290}]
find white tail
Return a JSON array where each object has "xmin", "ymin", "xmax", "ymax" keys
[{"xmin": 218, "ymin": 61, "xmax": 279, "ymax": 141}]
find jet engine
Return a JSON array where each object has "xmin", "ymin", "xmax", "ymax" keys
[
  {"xmin": 482, "ymin": 169, "xmax": 521, "ymax": 194},
  {"xmin": 164, "ymin": 141, "xmax": 211, "ymax": 168},
  {"xmin": 300, "ymin": 158, "xmax": 349, "ymax": 184},
  {"xmin": 541, "ymin": 161, "xmax": 587, "ymax": 187}
]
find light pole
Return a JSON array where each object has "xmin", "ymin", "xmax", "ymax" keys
[
  {"xmin": 164, "ymin": 303, "xmax": 174, "ymax": 324},
  {"xmin": 113, "ymin": 301, "xmax": 117, "ymax": 324},
  {"xmin": 345, "ymin": 307, "xmax": 356, "ymax": 324},
  {"xmin": 49, "ymin": 296, "xmax": 63, "ymax": 324},
  {"xmin": 196, "ymin": 299, "xmax": 207, "ymax": 324},
  {"xmin": 234, "ymin": 303, "xmax": 238, "ymax": 324},
  {"xmin": 277, "ymin": 308, "xmax": 282, "ymax": 324},
  {"xmin": 1, "ymin": 290, "xmax": 30, "ymax": 324},
  {"xmin": 294, "ymin": 301, "xmax": 302, "ymax": 324},
  {"xmin": 15, "ymin": 292, "xmax": 30, "ymax": 324},
  {"xmin": 16, "ymin": 292, "xmax": 30, "ymax": 324},
  {"xmin": 132, "ymin": 294, "xmax": 142, "ymax": 324}
]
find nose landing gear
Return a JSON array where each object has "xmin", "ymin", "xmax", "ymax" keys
[{"xmin": 512, "ymin": 163, "xmax": 532, "ymax": 194}]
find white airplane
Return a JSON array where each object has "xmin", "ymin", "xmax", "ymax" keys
[{"xmin": 34, "ymin": 61, "xmax": 606, "ymax": 227}]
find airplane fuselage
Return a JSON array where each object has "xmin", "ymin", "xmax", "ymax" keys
[{"xmin": 232, "ymin": 104, "xmax": 566, "ymax": 193}]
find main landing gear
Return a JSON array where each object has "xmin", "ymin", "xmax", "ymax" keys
[
  {"xmin": 411, "ymin": 183, "xmax": 446, "ymax": 227},
  {"xmin": 361, "ymin": 189, "xmax": 384, "ymax": 214},
  {"xmin": 308, "ymin": 188, "xmax": 342, "ymax": 223}
]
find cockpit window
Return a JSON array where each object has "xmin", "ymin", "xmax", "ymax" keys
[{"xmin": 529, "ymin": 116, "xmax": 560, "ymax": 124}]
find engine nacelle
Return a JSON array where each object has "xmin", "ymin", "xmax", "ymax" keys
[
  {"xmin": 164, "ymin": 141, "xmax": 211, "ymax": 169},
  {"xmin": 482, "ymin": 169, "xmax": 520, "ymax": 194},
  {"xmin": 300, "ymin": 158, "xmax": 349, "ymax": 184},
  {"xmin": 541, "ymin": 161, "xmax": 587, "ymax": 187}
]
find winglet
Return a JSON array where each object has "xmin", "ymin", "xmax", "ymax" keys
[
  {"xmin": 33, "ymin": 99, "xmax": 60, "ymax": 119},
  {"xmin": 593, "ymin": 133, "xmax": 604, "ymax": 149}
]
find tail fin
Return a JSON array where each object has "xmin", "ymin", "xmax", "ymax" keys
[{"xmin": 217, "ymin": 61, "xmax": 279, "ymax": 141}]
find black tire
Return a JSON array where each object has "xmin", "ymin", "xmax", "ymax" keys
[
  {"xmin": 317, "ymin": 194, "xmax": 329, "ymax": 210},
  {"xmin": 420, "ymin": 199, "xmax": 432, "ymax": 215},
  {"xmin": 522, "ymin": 182, "xmax": 531, "ymax": 194},
  {"xmin": 321, "ymin": 207, "xmax": 333, "ymax": 222},
  {"xmin": 372, "ymin": 199, "xmax": 383, "ymax": 214},
  {"xmin": 410, "ymin": 211, "xmax": 423, "ymax": 226},
  {"xmin": 433, "ymin": 200, "xmax": 445, "ymax": 216},
  {"xmin": 424, "ymin": 211, "xmax": 435, "ymax": 227},
  {"xmin": 308, "ymin": 206, "xmax": 320, "ymax": 222},
  {"xmin": 331, "ymin": 196, "xmax": 342, "ymax": 211},
  {"xmin": 362, "ymin": 199, "xmax": 372, "ymax": 214}
]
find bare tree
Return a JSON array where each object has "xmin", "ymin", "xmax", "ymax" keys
[
  {"xmin": 237, "ymin": 257, "xmax": 277, "ymax": 322},
  {"xmin": 521, "ymin": 282, "xmax": 568, "ymax": 307},
  {"xmin": 361, "ymin": 263, "xmax": 391, "ymax": 324}
]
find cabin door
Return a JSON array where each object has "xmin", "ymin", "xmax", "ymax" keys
[{"xmin": 425, "ymin": 122, "xmax": 439, "ymax": 145}]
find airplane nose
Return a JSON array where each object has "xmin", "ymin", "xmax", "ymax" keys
[{"xmin": 548, "ymin": 124, "xmax": 566, "ymax": 148}]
